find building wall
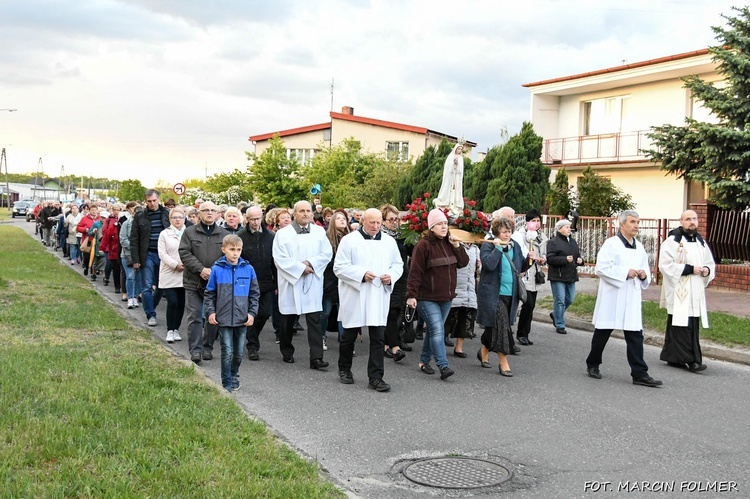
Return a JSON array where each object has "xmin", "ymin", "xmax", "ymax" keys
[
  {"xmin": 331, "ymin": 119, "xmax": 429, "ymax": 160},
  {"xmin": 252, "ymin": 129, "xmax": 330, "ymax": 156}
]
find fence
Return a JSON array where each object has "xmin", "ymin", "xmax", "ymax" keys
[{"xmin": 709, "ymin": 209, "xmax": 750, "ymax": 262}]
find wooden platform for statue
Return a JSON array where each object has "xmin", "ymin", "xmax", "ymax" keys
[{"xmin": 449, "ymin": 228, "xmax": 486, "ymax": 245}]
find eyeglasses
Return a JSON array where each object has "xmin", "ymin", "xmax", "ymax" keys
[
  {"xmin": 200, "ymin": 209, "xmax": 218, "ymax": 213},
  {"xmin": 247, "ymin": 217, "xmax": 262, "ymax": 222},
  {"xmin": 385, "ymin": 217, "xmax": 399, "ymax": 223}
]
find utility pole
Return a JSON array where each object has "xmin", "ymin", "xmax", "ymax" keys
[
  {"xmin": 1, "ymin": 148, "xmax": 9, "ymax": 208},
  {"xmin": 33, "ymin": 157, "xmax": 43, "ymax": 201}
]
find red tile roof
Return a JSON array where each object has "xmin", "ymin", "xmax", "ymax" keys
[
  {"xmin": 330, "ymin": 111, "xmax": 428, "ymax": 134},
  {"xmin": 522, "ymin": 48, "xmax": 711, "ymax": 88},
  {"xmin": 248, "ymin": 122, "xmax": 330, "ymax": 142}
]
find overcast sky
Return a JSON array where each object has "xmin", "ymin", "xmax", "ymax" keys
[{"xmin": 0, "ymin": 0, "xmax": 741, "ymax": 188}]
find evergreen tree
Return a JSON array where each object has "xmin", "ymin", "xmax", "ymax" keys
[
  {"xmin": 547, "ymin": 167, "xmax": 572, "ymax": 216},
  {"xmin": 245, "ymin": 135, "xmax": 307, "ymax": 206},
  {"xmin": 646, "ymin": 6, "xmax": 750, "ymax": 211},
  {"xmin": 483, "ymin": 122, "xmax": 550, "ymax": 213},
  {"xmin": 576, "ymin": 166, "xmax": 634, "ymax": 216}
]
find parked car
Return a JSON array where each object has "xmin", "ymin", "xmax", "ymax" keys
[{"xmin": 12, "ymin": 201, "xmax": 32, "ymax": 219}]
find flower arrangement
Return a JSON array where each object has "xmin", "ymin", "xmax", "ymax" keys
[
  {"xmin": 400, "ymin": 193, "xmax": 446, "ymax": 246},
  {"xmin": 452, "ymin": 198, "xmax": 489, "ymax": 236}
]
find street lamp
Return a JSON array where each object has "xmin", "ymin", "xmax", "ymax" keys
[{"xmin": 1, "ymin": 109, "xmax": 18, "ymax": 112}]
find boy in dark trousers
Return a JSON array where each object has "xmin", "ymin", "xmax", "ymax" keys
[{"xmin": 205, "ymin": 235, "xmax": 260, "ymax": 392}]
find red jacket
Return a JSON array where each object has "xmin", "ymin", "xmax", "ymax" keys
[
  {"xmin": 76, "ymin": 214, "xmax": 101, "ymax": 246},
  {"xmin": 99, "ymin": 215, "xmax": 121, "ymax": 260}
]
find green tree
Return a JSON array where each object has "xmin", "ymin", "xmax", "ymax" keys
[
  {"xmin": 245, "ymin": 135, "xmax": 307, "ymax": 206},
  {"xmin": 483, "ymin": 122, "xmax": 550, "ymax": 213},
  {"xmin": 303, "ymin": 138, "xmax": 377, "ymax": 207},
  {"xmin": 205, "ymin": 169, "xmax": 253, "ymax": 202},
  {"xmin": 575, "ymin": 166, "xmax": 634, "ymax": 216},
  {"xmin": 645, "ymin": 6, "xmax": 750, "ymax": 211},
  {"xmin": 117, "ymin": 179, "xmax": 146, "ymax": 202},
  {"xmin": 547, "ymin": 167, "xmax": 573, "ymax": 216}
]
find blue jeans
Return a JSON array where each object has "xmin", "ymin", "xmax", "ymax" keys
[
  {"xmin": 550, "ymin": 281, "xmax": 576, "ymax": 329},
  {"xmin": 321, "ymin": 298, "xmax": 343, "ymax": 341},
  {"xmin": 140, "ymin": 251, "xmax": 163, "ymax": 319},
  {"xmin": 121, "ymin": 258, "xmax": 137, "ymax": 299},
  {"xmin": 69, "ymin": 243, "xmax": 79, "ymax": 262},
  {"xmin": 219, "ymin": 326, "xmax": 246, "ymax": 392},
  {"xmin": 418, "ymin": 300, "xmax": 451, "ymax": 369}
]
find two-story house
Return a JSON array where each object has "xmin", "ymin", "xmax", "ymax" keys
[
  {"xmin": 523, "ymin": 49, "xmax": 720, "ymax": 218},
  {"xmin": 248, "ymin": 106, "xmax": 476, "ymax": 165}
]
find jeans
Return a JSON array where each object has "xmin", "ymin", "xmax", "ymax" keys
[
  {"xmin": 121, "ymin": 258, "xmax": 137, "ymax": 299},
  {"xmin": 417, "ymin": 300, "xmax": 451, "ymax": 368},
  {"xmin": 140, "ymin": 251, "xmax": 163, "ymax": 319},
  {"xmin": 321, "ymin": 298, "xmax": 343, "ymax": 341},
  {"xmin": 162, "ymin": 287, "xmax": 185, "ymax": 331},
  {"xmin": 219, "ymin": 326, "xmax": 246, "ymax": 391},
  {"xmin": 550, "ymin": 281, "xmax": 576, "ymax": 329},
  {"xmin": 586, "ymin": 328, "xmax": 649, "ymax": 379},
  {"xmin": 69, "ymin": 243, "xmax": 80, "ymax": 262}
]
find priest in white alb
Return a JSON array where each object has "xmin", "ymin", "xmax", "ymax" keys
[
  {"xmin": 334, "ymin": 208, "xmax": 403, "ymax": 392},
  {"xmin": 586, "ymin": 210, "xmax": 663, "ymax": 388},
  {"xmin": 659, "ymin": 209, "xmax": 715, "ymax": 372},
  {"xmin": 272, "ymin": 201, "xmax": 332, "ymax": 370}
]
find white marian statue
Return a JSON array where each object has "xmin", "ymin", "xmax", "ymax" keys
[{"xmin": 433, "ymin": 142, "xmax": 465, "ymax": 214}]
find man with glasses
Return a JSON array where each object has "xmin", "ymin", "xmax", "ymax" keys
[
  {"xmin": 238, "ymin": 206, "xmax": 276, "ymax": 361},
  {"xmin": 130, "ymin": 189, "xmax": 170, "ymax": 327},
  {"xmin": 179, "ymin": 201, "xmax": 229, "ymax": 363}
]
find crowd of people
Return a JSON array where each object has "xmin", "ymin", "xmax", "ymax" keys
[{"xmin": 33, "ymin": 193, "xmax": 716, "ymax": 393}]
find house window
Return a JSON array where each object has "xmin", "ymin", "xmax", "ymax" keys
[
  {"xmin": 689, "ymin": 81, "xmax": 724, "ymax": 124},
  {"xmin": 582, "ymin": 95, "xmax": 631, "ymax": 135},
  {"xmin": 286, "ymin": 148, "xmax": 317, "ymax": 165},
  {"xmin": 386, "ymin": 141, "xmax": 409, "ymax": 161}
]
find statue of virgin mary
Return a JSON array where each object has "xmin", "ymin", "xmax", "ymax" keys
[{"xmin": 432, "ymin": 143, "xmax": 464, "ymax": 214}]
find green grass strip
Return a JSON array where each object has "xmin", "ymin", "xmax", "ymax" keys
[{"xmin": 0, "ymin": 226, "xmax": 343, "ymax": 498}]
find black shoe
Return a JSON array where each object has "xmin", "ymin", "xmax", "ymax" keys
[
  {"xmin": 444, "ymin": 337, "xmax": 454, "ymax": 347},
  {"xmin": 517, "ymin": 337, "xmax": 530, "ymax": 346},
  {"xmin": 247, "ymin": 349, "xmax": 259, "ymax": 361},
  {"xmin": 368, "ymin": 379, "xmax": 391, "ymax": 392},
  {"xmin": 511, "ymin": 345, "xmax": 521, "ymax": 355},
  {"xmin": 587, "ymin": 367, "xmax": 602, "ymax": 379},
  {"xmin": 453, "ymin": 349, "xmax": 467, "ymax": 358},
  {"xmin": 114, "ymin": 288, "xmax": 121, "ymax": 294},
  {"xmin": 439, "ymin": 366, "xmax": 455, "ymax": 380},
  {"xmin": 633, "ymin": 375, "xmax": 663, "ymax": 387},
  {"xmin": 310, "ymin": 359, "xmax": 329, "ymax": 370},
  {"xmin": 688, "ymin": 362, "xmax": 707, "ymax": 372},
  {"xmin": 555, "ymin": 328, "xmax": 567, "ymax": 334},
  {"xmin": 477, "ymin": 349, "xmax": 491, "ymax": 368},
  {"xmin": 293, "ymin": 321, "xmax": 304, "ymax": 331},
  {"xmin": 419, "ymin": 363, "xmax": 434, "ymax": 375},
  {"xmin": 83, "ymin": 267, "xmax": 88, "ymax": 276},
  {"xmin": 499, "ymin": 367, "xmax": 513, "ymax": 377},
  {"xmin": 549, "ymin": 312, "xmax": 555, "ymax": 323},
  {"xmin": 400, "ymin": 343, "xmax": 412, "ymax": 352},
  {"xmin": 393, "ymin": 349, "xmax": 406, "ymax": 362},
  {"xmin": 191, "ymin": 353, "xmax": 202, "ymax": 364},
  {"xmin": 90, "ymin": 274, "xmax": 97, "ymax": 281},
  {"xmin": 103, "ymin": 278, "xmax": 109, "ymax": 286},
  {"xmin": 202, "ymin": 351, "xmax": 213, "ymax": 361},
  {"xmin": 384, "ymin": 348, "xmax": 393, "ymax": 359},
  {"xmin": 282, "ymin": 356, "xmax": 295, "ymax": 364},
  {"xmin": 667, "ymin": 362, "xmax": 688, "ymax": 369},
  {"xmin": 339, "ymin": 370, "xmax": 354, "ymax": 384}
]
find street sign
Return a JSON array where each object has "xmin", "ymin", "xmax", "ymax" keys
[{"xmin": 173, "ymin": 183, "xmax": 186, "ymax": 196}]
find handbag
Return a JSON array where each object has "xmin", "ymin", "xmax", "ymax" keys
[
  {"xmin": 401, "ymin": 306, "xmax": 417, "ymax": 343},
  {"xmin": 534, "ymin": 263, "xmax": 546, "ymax": 285},
  {"xmin": 502, "ymin": 248, "xmax": 527, "ymax": 303},
  {"xmin": 80, "ymin": 236, "xmax": 93, "ymax": 253}
]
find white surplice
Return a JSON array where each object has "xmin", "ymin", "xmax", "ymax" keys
[
  {"xmin": 333, "ymin": 230, "xmax": 403, "ymax": 329},
  {"xmin": 592, "ymin": 235, "xmax": 651, "ymax": 331},
  {"xmin": 659, "ymin": 234, "xmax": 715, "ymax": 328},
  {"xmin": 272, "ymin": 223, "xmax": 332, "ymax": 315}
]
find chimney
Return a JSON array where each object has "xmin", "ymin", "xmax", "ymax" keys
[{"xmin": 341, "ymin": 106, "xmax": 354, "ymax": 115}]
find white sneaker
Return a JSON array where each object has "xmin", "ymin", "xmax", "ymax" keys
[
  {"xmin": 172, "ymin": 330, "xmax": 182, "ymax": 341},
  {"xmin": 148, "ymin": 316, "xmax": 157, "ymax": 327},
  {"xmin": 166, "ymin": 330, "xmax": 175, "ymax": 343},
  {"xmin": 127, "ymin": 298, "xmax": 134, "ymax": 309},
  {"xmin": 323, "ymin": 338, "xmax": 328, "ymax": 351}
]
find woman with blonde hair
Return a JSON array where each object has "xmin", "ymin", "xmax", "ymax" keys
[{"xmin": 321, "ymin": 209, "xmax": 351, "ymax": 347}]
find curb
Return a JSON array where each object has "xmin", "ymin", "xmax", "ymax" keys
[{"xmin": 534, "ymin": 308, "xmax": 750, "ymax": 367}]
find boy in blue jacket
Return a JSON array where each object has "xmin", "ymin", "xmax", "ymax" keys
[{"xmin": 205, "ymin": 234, "xmax": 260, "ymax": 392}]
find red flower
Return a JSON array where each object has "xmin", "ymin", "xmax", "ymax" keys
[
  {"xmin": 415, "ymin": 197, "xmax": 422, "ymax": 204},
  {"xmin": 456, "ymin": 217, "xmax": 463, "ymax": 224},
  {"xmin": 464, "ymin": 209, "xmax": 470, "ymax": 216},
  {"xmin": 422, "ymin": 212, "xmax": 428, "ymax": 219},
  {"xmin": 406, "ymin": 204, "xmax": 412, "ymax": 210},
  {"xmin": 419, "ymin": 204, "xmax": 425, "ymax": 210},
  {"xmin": 409, "ymin": 224, "xmax": 415, "ymax": 230},
  {"xmin": 424, "ymin": 192, "xmax": 431, "ymax": 198},
  {"xmin": 473, "ymin": 220, "xmax": 480, "ymax": 226},
  {"xmin": 468, "ymin": 200, "xmax": 476, "ymax": 207}
]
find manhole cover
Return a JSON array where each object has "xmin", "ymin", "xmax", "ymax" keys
[{"xmin": 403, "ymin": 457, "xmax": 511, "ymax": 489}]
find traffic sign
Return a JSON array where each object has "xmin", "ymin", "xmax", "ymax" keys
[{"xmin": 173, "ymin": 183, "xmax": 186, "ymax": 196}]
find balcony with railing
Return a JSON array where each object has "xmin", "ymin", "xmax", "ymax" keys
[{"xmin": 542, "ymin": 130, "xmax": 655, "ymax": 165}]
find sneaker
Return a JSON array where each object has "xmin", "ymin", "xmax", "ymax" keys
[
  {"xmin": 127, "ymin": 298, "xmax": 135, "ymax": 309},
  {"xmin": 439, "ymin": 366, "xmax": 455, "ymax": 380},
  {"xmin": 202, "ymin": 351, "xmax": 213, "ymax": 361},
  {"xmin": 172, "ymin": 330, "xmax": 182, "ymax": 341},
  {"xmin": 633, "ymin": 375, "xmax": 663, "ymax": 387},
  {"xmin": 368, "ymin": 379, "xmax": 391, "ymax": 392},
  {"xmin": 275, "ymin": 334, "xmax": 280, "ymax": 344},
  {"xmin": 166, "ymin": 330, "xmax": 175, "ymax": 343},
  {"xmin": 247, "ymin": 349, "xmax": 259, "ymax": 361},
  {"xmin": 322, "ymin": 338, "xmax": 328, "ymax": 351},
  {"xmin": 133, "ymin": 300, "xmax": 140, "ymax": 308},
  {"xmin": 587, "ymin": 367, "xmax": 602, "ymax": 379},
  {"xmin": 231, "ymin": 376, "xmax": 240, "ymax": 391},
  {"xmin": 339, "ymin": 370, "xmax": 354, "ymax": 384},
  {"xmin": 147, "ymin": 316, "xmax": 157, "ymax": 327}
]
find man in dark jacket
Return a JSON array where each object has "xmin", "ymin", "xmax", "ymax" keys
[
  {"xmin": 130, "ymin": 189, "xmax": 170, "ymax": 326},
  {"xmin": 546, "ymin": 219, "xmax": 583, "ymax": 334},
  {"xmin": 179, "ymin": 201, "xmax": 228, "ymax": 363},
  {"xmin": 238, "ymin": 206, "xmax": 276, "ymax": 360}
]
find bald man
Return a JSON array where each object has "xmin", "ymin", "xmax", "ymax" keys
[{"xmin": 658, "ymin": 210, "xmax": 716, "ymax": 372}]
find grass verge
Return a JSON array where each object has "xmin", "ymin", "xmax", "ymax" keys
[
  {"xmin": 538, "ymin": 293, "xmax": 750, "ymax": 347},
  {"xmin": 0, "ymin": 207, "xmax": 11, "ymax": 220},
  {"xmin": 0, "ymin": 225, "xmax": 343, "ymax": 498}
]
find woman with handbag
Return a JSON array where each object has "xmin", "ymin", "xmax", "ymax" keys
[
  {"xmin": 76, "ymin": 205, "xmax": 101, "ymax": 277},
  {"xmin": 512, "ymin": 209, "xmax": 549, "ymax": 346},
  {"xmin": 476, "ymin": 217, "xmax": 530, "ymax": 377}
]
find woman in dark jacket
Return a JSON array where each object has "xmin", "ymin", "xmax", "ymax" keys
[
  {"xmin": 381, "ymin": 204, "xmax": 411, "ymax": 361},
  {"xmin": 321, "ymin": 210, "xmax": 350, "ymax": 348},
  {"xmin": 476, "ymin": 217, "xmax": 530, "ymax": 377},
  {"xmin": 546, "ymin": 219, "xmax": 582, "ymax": 334},
  {"xmin": 406, "ymin": 209, "xmax": 469, "ymax": 380}
]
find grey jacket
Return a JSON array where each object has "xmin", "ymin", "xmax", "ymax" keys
[{"xmin": 178, "ymin": 223, "xmax": 229, "ymax": 291}]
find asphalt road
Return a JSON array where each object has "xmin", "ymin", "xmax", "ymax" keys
[{"xmin": 14, "ymin": 218, "xmax": 749, "ymax": 498}]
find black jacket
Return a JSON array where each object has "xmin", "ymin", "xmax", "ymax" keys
[
  {"xmin": 237, "ymin": 227, "xmax": 276, "ymax": 294},
  {"xmin": 546, "ymin": 234, "xmax": 581, "ymax": 283},
  {"xmin": 129, "ymin": 205, "xmax": 170, "ymax": 266}
]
